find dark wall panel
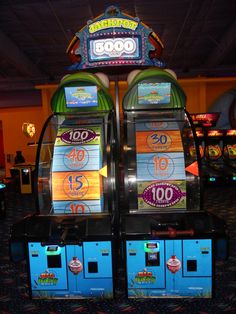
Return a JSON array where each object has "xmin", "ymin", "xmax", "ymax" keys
[{"xmin": 0, "ymin": 90, "xmax": 41, "ymax": 108}]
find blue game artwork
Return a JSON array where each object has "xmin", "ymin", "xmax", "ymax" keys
[
  {"xmin": 138, "ymin": 82, "xmax": 171, "ymax": 105},
  {"xmin": 28, "ymin": 242, "xmax": 113, "ymax": 299},
  {"xmin": 126, "ymin": 239, "xmax": 212, "ymax": 298},
  {"xmin": 65, "ymin": 86, "xmax": 98, "ymax": 108}
]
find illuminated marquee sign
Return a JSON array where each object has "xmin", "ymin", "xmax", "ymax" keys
[
  {"xmin": 88, "ymin": 18, "xmax": 138, "ymax": 33},
  {"xmin": 89, "ymin": 37, "xmax": 140, "ymax": 61},
  {"xmin": 226, "ymin": 130, "xmax": 236, "ymax": 136},
  {"xmin": 191, "ymin": 112, "xmax": 220, "ymax": 127},
  {"xmin": 207, "ymin": 130, "xmax": 224, "ymax": 137},
  {"xmin": 67, "ymin": 5, "xmax": 164, "ymax": 70}
]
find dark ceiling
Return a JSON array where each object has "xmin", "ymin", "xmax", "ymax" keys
[{"xmin": 0, "ymin": 0, "xmax": 236, "ymax": 92}]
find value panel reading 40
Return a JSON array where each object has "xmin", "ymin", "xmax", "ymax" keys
[{"xmin": 52, "ymin": 145, "xmax": 101, "ymax": 172}]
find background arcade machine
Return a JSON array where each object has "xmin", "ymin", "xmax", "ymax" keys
[
  {"xmin": 191, "ymin": 113, "xmax": 236, "ymax": 184},
  {"xmin": 204, "ymin": 129, "xmax": 233, "ymax": 184},
  {"xmin": 223, "ymin": 129, "xmax": 236, "ymax": 183},
  {"xmin": 190, "ymin": 113, "xmax": 226, "ymax": 185},
  {"xmin": 10, "ymin": 71, "xmax": 117, "ymax": 299},
  {"xmin": 121, "ymin": 68, "xmax": 228, "ymax": 298},
  {"xmin": 64, "ymin": 5, "xmax": 171, "ymax": 298}
]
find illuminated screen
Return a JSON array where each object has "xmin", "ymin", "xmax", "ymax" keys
[
  {"xmin": 47, "ymin": 246, "xmax": 58, "ymax": 252},
  {"xmin": 207, "ymin": 130, "xmax": 223, "ymax": 137},
  {"xmin": 89, "ymin": 37, "xmax": 140, "ymax": 61},
  {"xmin": 191, "ymin": 113, "xmax": 220, "ymax": 127},
  {"xmin": 226, "ymin": 130, "xmax": 236, "ymax": 136},
  {"xmin": 146, "ymin": 243, "xmax": 157, "ymax": 249},
  {"xmin": 138, "ymin": 82, "xmax": 171, "ymax": 105},
  {"xmin": 65, "ymin": 86, "xmax": 98, "ymax": 108}
]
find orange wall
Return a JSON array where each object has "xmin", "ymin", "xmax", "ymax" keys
[
  {"xmin": 179, "ymin": 77, "xmax": 236, "ymax": 113},
  {"xmin": 0, "ymin": 85, "xmax": 57, "ymax": 177},
  {"xmin": 1, "ymin": 106, "xmax": 44, "ymax": 176}
]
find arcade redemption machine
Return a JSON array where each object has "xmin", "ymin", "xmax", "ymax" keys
[
  {"xmin": 204, "ymin": 128, "xmax": 236, "ymax": 184},
  {"xmin": 121, "ymin": 69, "xmax": 228, "ymax": 297},
  {"xmin": 10, "ymin": 69, "xmax": 117, "ymax": 296},
  {"xmin": 9, "ymin": 5, "xmax": 171, "ymax": 299},
  {"xmin": 190, "ymin": 113, "xmax": 223, "ymax": 185},
  {"xmin": 191, "ymin": 113, "xmax": 236, "ymax": 184}
]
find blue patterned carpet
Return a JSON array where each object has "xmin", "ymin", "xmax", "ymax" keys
[{"xmin": 0, "ymin": 185, "xmax": 236, "ymax": 314}]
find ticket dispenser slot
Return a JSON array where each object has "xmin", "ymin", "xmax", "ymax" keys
[
  {"xmin": 46, "ymin": 246, "xmax": 62, "ymax": 268},
  {"xmin": 187, "ymin": 259, "xmax": 197, "ymax": 271},
  {"xmin": 145, "ymin": 242, "xmax": 160, "ymax": 267},
  {"xmin": 88, "ymin": 261, "xmax": 98, "ymax": 273}
]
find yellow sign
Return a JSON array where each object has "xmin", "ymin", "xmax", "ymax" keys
[
  {"xmin": 89, "ymin": 18, "xmax": 138, "ymax": 34},
  {"xmin": 22, "ymin": 122, "xmax": 36, "ymax": 138}
]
